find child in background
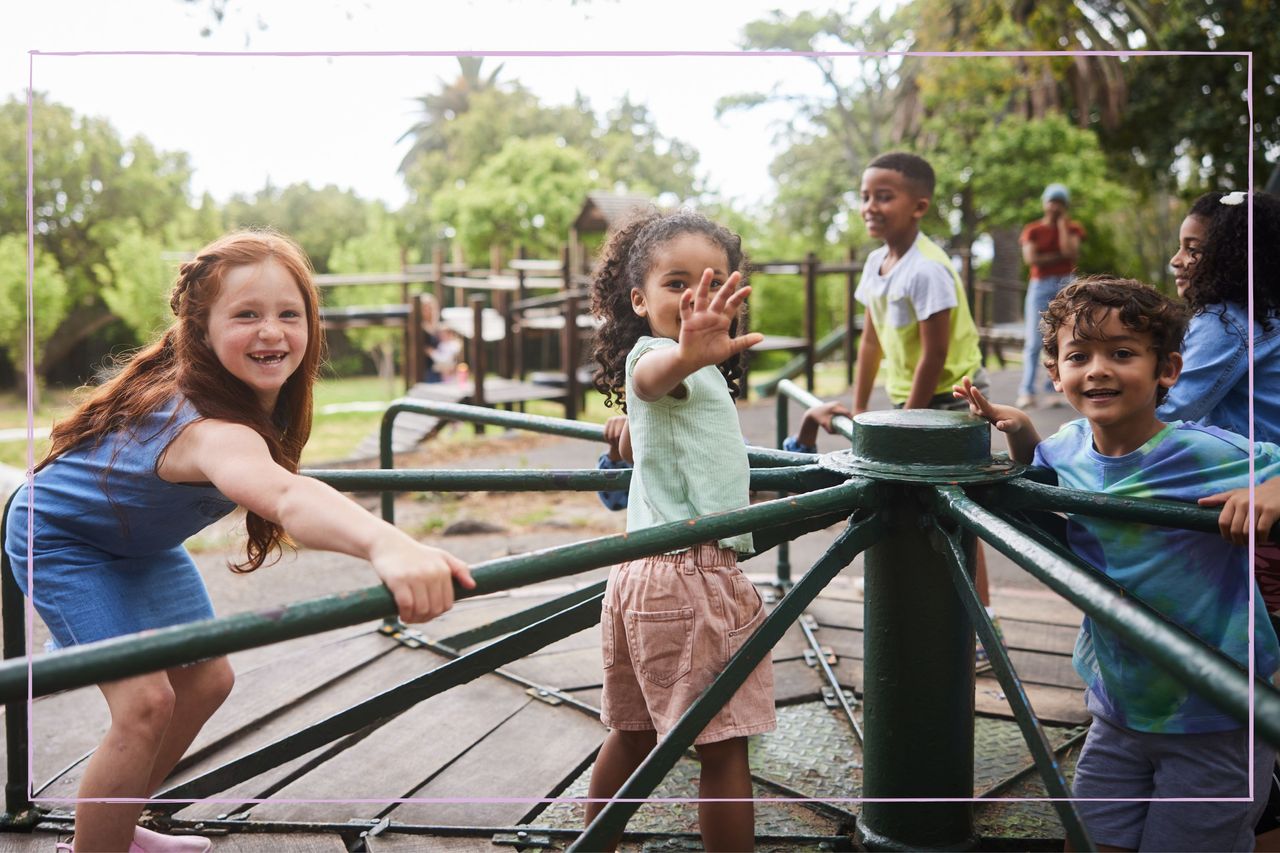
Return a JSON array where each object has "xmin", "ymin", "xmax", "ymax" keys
[
  {"xmin": 850, "ymin": 151, "xmax": 998, "ymax": 654},
  {"xmin": 585, "ymin": 210, "xmax": 773, "ymax": 852},
  {"xmin": 5, "ymin": 230, "xmax": 473, "ymax": 853},
  {"xmin": 956, "ymin": 277, "xmax": 1279, "ymax": 851}
]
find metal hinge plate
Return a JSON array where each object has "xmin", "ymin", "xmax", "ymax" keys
[{"xmin": 804, "ymin": 646, "xmax": 838, "ymax": 667}]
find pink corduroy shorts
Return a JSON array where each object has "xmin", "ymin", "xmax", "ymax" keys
[{"xmin": 599, "ymin": 544, "xmax": 776, "ymax": 745}]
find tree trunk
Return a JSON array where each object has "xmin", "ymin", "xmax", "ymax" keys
[
  {"xmin": 988, "ymin": 225, "xmax": 1024, "ymax": 325},
  {"xmin": 38, "ymin": 303, "xmax": 118, "ymax": 383}
]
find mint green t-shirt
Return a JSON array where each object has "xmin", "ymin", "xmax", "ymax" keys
[{"xmin": 624, "ymin": 336, "xmax": 752, "ymax": 553}]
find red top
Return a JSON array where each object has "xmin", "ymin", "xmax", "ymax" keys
[{"xmin": 1020, "ymin": 219, "xmax": 1086, "ymax": 279}]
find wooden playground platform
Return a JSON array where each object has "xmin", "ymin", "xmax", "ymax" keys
[{"xmin": 4, "ymin": 558, "xmax": 1089, "ymax": 851}]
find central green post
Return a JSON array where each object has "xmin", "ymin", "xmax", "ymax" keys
[{"xmin": 853, "ymin": 410, "xmax": 982, "ymax": 851}]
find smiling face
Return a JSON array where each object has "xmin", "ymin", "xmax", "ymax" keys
[
  {"xmin": 630, "ymin": 232, "xmax": 731, "ymax": 340},
  {"xmin": 860, "ymin": 167, "xmax": 930, "ymax": 249},
  {"xmin": 1170, "ymin": 214, "xmax": 1208, "ymax": 298},
  {"xmin": 1050, "ymin": 308, "xmax": 1181, "ymax": 454},
  {"xmin": 205, "ymin": 258, "xmax": 309, "ymax": 412}
]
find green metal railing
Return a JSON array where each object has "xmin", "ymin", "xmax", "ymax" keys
[{"xmin": 3, "ymin": 388, "xmax": 1277, "ymax": 851}]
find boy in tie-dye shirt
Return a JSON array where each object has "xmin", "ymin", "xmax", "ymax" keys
[{"xmin": 955, "ymin": 277, "xmax": 1280, "ymax": 851}]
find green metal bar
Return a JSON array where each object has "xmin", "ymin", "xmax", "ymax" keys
[
  {"xmin": 571, "ymin": 513, "xmax": 886, "ymax": 852},
  {"xmin": 0, "ymin": 479, "xmax": 877, "ymax": 702},
  {"xmin": 1, "ymin": 489, "xmax": 32, "ymax": 820},
  {"xmin": 929, "ymin": 500, "xmax": 1093, "ymax": 852},
  {"xmin": 306, "ymin": 465, "xmax": 841, "ymax": 494},
  {"xmin": 436, "ymin": 580, "xmax": 607, "ymax": 650},
  {"xmin": 378, "ymin": 399, "xmax": 816, "ymax": 471},
  {"xmin": 775, "ymin": 391, "xmax": 792, "ymax": 586},
  {"xmin": 974, "ymin": 477, "xmax": 1280, "ymax": 541},
  {"xmin": 935, "ymin": 486, "xmax": 1280, "ymax": 747},
  {"xmin": 777, "ymin": 378, "xmax": 855, "ymax": 441},
  {"xmin": 857, "ymin": 482, "xmax": 976, "ymax": 852},
  {"xmin": 156, "ymin": 592, "xmax": 605, "ymax": 803}
]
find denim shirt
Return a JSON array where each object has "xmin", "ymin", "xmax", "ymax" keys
[{"xmin": 1157, "ymin": 302, "xmax": 1280, "ymax": 444}]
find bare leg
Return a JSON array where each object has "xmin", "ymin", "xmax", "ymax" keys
[
  {"xmin": 975, "ymin": 544, "xmax": 991, "ymax": 608},
  {"xmin": 694, "ymin": 737, "xmax": 754, "ymax": 853},
  {"xmin": 143, "ymin": 658, "xmax": 234, "ymax": 794},
  {"xmin": 584, "ymin": 729, "xmax": 657, "ymax": 851},
  {"xmin": 73, "ymin": 673, "xmax": 177, "ymax": 852}
]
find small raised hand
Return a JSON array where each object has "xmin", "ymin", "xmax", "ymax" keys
[
  {"xmin": 952, "ymin": 376, "xmax": 1041, "ymax": 465},
  {"xmin": 676, "ymin": 269, "xmax": 764, "ymax": 370}
]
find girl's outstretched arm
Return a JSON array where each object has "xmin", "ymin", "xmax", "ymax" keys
[
  {"xmin": 631, "ymin": 269, "xmax": 763, "ymax": 402},
  {"xmin": 952, "ymin": 377, "xmax": 1042, "ymax": 465},
  {"xmin": 162, "ymin": 420, "xmax": 474, "ymax": 623}
]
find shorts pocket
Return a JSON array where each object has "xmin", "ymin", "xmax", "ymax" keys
[
  {"xmin": 626, "ymin": 607, "xmax": 694, "ymax": 687},
  {"xmin": 725, "ymin": 578, "xmax": 767, "ymax": 661},
  {"xmin": 601, "ymin": 603, "xmax": 615, "ymax": 669}
]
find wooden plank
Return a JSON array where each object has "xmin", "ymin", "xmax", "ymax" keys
[
  {"xmin": 773, "ymin": 659, "xmax": 825, "ymax": 705},
  {"xmin": 0, "ymin": 831, "xmax": 76, "ymax": 852},
  {"xmin": 384, "ymin": 699, "xmax": 606, "ymax": 827},
  {"xmin": 803, "ymin": 598, "xmax": 863, "ymax": 631},
  {"xmin": 172, "ymin": 741, "xmax": 344, "ymax": 821},
  {"xmin": 502, "ymin": 647, "xmax": 602, "ymax": 691},
  {"xmin": 180, "ymin": 630, "xmax": 396, "ymax": 764},
  {"xmin": 564, "ymin": 686, "xmax": 602, "ymax": 712},
  {"xmin": 249, "ymin": 676, "xmax": 532, "ymax": 822},
  {"xmin": 204, "ymin": 833, "xmax": 347, "ymax": 851},
  {"xmin": 990, "ymin": 588, "xmax": 1083, "ymax": 627},
  {"xmin": 1001, "ymin": 618, "xmax": 1079, "ymax": 656},
  {"xmin": 30, "ymin": 685, "xmax": 111, "ymax": 791},
  {"xmin": 367, "ymin": 834, "xmax": 498, "ymax": 852},
  {"xmin": 152, "ymin": 645, "xmax": 454, "ymax": 802},
  {"xmin": 977, "ymin": 678, "xmax": 1088, "ymax": 726},
  {"xmin": 1003, "ymin": 649, "xmax": 1081, "ymax": 689}
]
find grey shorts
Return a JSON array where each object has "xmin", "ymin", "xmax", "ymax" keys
[{"xmin": 1072, "ymin": 713, "xmax": 1275, "ymax": 851}]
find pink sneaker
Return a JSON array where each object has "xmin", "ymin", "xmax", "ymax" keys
[{"xmin": 130, "ymin": 826, "xmax": 212, "ymax": 853}]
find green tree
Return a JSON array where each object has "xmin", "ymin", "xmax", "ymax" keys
[
  {"xmin": 223, "ymin": 182, "xmax": 371, "ymax": 273},
  {"xmin": 399, "ymin": 69, "xmax": 699, "ymax": 260},
  {"xmin": 717, "ymin": 6, "xmax": 911, "ymax": 244},
  {"xmin": 429, "ymin": 136, "xmax": 594, "ymax": 262},
  {"xmin": 0, "ymin": 235, "xmax": 69, "ymax": 403},
  {"xmin": 0, "ymin": 94, "xmax": 196, "ymax": 385},
  {"xmin": 94, "ymin": 221, "xmax": 176, "ymax": 343}
]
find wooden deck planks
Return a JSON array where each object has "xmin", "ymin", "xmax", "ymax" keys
[
  {"xmin": 249, "ymin": 676, "xmax": 533, "ymax": 822},
  {"xmin": 383, "ymin": 698, "xmax": 605, "ymax": 828}
]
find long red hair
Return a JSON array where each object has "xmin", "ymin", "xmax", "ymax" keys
[{"xmin": 41, "ymin": 229, "xmax": 326, "ymax": 572}]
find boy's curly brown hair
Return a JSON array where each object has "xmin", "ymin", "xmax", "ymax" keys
[
  {"xmin": 589, "ymin": 209, "xmax": 749, "ymax": 412},
  {"xmin": 1040, "ymin": 277, "xmax": 1190, "ymax": 404}
]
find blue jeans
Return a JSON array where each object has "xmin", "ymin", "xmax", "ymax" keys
[{"xmin": 1019, "ymin": 274, "xmax": 1072, "ymax": 397}]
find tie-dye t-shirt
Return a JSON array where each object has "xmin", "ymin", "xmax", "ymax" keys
[{"xmin": 1034, "ymin": 418, "xmax": 1280, "ymax": 733}]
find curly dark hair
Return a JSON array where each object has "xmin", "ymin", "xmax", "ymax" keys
[
  {"xmin": 1041, "ymin": 276, "xmax": 1190, "ymax": 404},
  {"xmin": 589, "ymin": 209, "xmax": 749, "ymax": 412},
  {"xmin": 1183, "ymin": 190, "xmax": 1280, "ymax": 330}
]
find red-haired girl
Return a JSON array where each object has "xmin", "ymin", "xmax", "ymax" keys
[{"xmin": 5, "ymin": 229, "xmax": 473, "ymax": 852}]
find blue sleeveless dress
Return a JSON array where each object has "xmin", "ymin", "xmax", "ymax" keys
[{"xmin": 4, "ymin": 397, "xmax": 236, "ymax": 648}]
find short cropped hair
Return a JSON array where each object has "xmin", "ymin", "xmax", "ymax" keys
[
  {"xmin": 1041, "ymin": 277, "xmax": 1190, "ymax": 404},
  {"xmin": 866, "ymin": 151, "xmax": 936, "ymax": 199}
]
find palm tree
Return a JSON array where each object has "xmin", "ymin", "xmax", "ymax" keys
[{"xmin": 397, "ymin": 57, "xmax": 504, "ymax": 175}]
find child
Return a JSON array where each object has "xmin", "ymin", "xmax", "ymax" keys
[
  {"xmin": 850, "ymin": 151, "xmax": 999, "ymax": 654},
  {"xmin": 1162, "ymin": 189, "xmax": 1280, "ymax": 631},
  {"xmin": 584, "ymin": 210, "xmax": 772, "ymax": 852},
  {"xmin": 955, "ymin": 276, "xmax": 1280, "ymax": 851},
  {"xmin": 1017, "ymin": 182, "xmax": 1085, "ymax": 408},
  {"xmin": 5, "ymin": 230, "xmax": 473, "ymax": 853}
]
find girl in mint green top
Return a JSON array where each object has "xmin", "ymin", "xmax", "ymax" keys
[{"xmin": 585, "ymin": 210, "xmax": 768, "ymax": 851}]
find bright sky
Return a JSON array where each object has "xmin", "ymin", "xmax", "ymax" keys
[{"xmin": 8, "ymin": 0, "xmax": 849, "ymax": 211}]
